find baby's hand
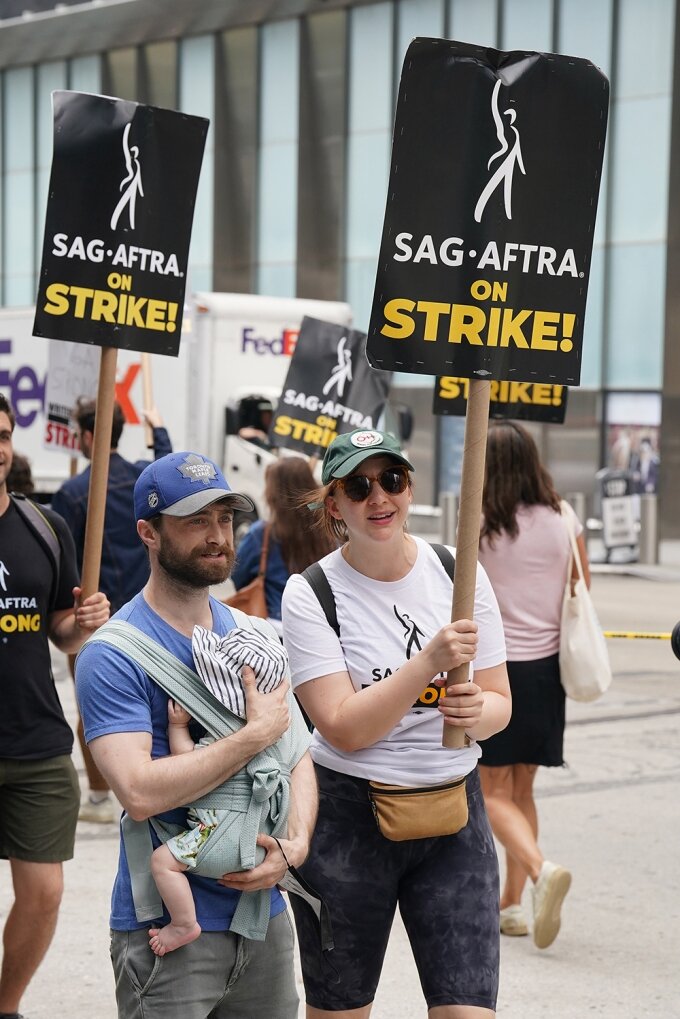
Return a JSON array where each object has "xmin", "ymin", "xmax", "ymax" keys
[{"xmin": 168, "ymin": 699, "xmax": 191, "ymax": 726}]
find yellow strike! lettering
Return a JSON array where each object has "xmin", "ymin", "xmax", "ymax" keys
[
  {"xmin": 532, "ymin": 383, "xmax": 552, "ymax": 405},
  {"xmin": 42, "ymin": 284, "xmax": 177, "ymax": 332},
  {"xmin": 379, "ymin": 299, "xmax": 574, "ymax": 352}
]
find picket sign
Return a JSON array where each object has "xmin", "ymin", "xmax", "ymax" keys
[
  {"xmin": 366, "ymin": 39, "xmax": 609, "ymax": 749},
  {"xmin": 33, "ymin": 90, "xmax": 208, "ymax": 598}
]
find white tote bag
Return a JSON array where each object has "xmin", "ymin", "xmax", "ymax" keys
[{"xmin": 559, "ymin": 504, "xmax": 613, "ymax": 702}]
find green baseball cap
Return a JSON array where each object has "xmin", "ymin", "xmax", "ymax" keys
[{"xmin": 321, "ymin": 429, "xmax": 415, "ymax": 485}]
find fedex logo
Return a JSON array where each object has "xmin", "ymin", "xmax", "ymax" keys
[
  {"xmin": 241, "ymin": 327, "xmax": 298, "ymax": 356},
  {"xmin": 0, "ymin": 337, "xmax": 145, "ymax": 429}
]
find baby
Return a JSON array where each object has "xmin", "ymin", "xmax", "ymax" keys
[{"xmin": 148, "ymin": 623, "xmax": 290, "ymax": 956}]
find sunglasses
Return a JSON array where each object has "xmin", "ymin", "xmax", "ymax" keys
[{"xmin": 334, "ymin": 465, "xmax": 410, "ymax": 503}]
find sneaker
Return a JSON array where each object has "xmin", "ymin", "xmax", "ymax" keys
[
  {"xmin": 78, "ymin": 797, "xmax": 116, "ymax": 824},
  {"xmin": 500, "ymin": 904, "xmax": 528, "ymax": 937},
  {"xmin": 532, "ymin": 861, "xmax": 572, "ymax": 949}
]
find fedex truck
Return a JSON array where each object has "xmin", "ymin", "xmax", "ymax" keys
[{"xmin": 0, "ymin": 292, "xmax": 354, "ymax": 520}]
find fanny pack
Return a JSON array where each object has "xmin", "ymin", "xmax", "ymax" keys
[{"xmin": 367, "ymin": 775, "xmax": 468, "ymax": 841}]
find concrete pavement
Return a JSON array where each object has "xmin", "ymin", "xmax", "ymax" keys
[{"xmin": 1, "ymin": 568, "xmax": 679, "ymax": 1018}]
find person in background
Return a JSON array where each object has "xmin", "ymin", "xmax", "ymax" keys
[
  {"xmin": 231, "ymin": 456, "xmax": 335, "ymax": 634},
  {"xmin": 478, "ymin": 421, "xmax": 590, "ymax": 949},
  {"xmin": 282, "ymin": 429, "xmax": 510, "ymax": 1018},
  {"xmin": 51, "ymin": 397, "xmax": 172, "ymax": 824},
  {"xmin": 6, "ymin": 452, "xmax": 35, "ymax": 496},
  {"xmin": 0, "ymin": 393, "xmax": 110, "ymax": 1019}
]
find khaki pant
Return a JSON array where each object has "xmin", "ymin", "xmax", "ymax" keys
[{"xmin": 110, "ymin": 910, "xmax": 299, "ymax": 1019}]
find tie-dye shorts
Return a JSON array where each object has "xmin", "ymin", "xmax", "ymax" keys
[{"xmin": 290, "ymin": 764, "xmax": 500, "ymax": 1011}]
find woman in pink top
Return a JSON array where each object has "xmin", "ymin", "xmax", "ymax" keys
[{"xmin": 478, "ymin": 422, "xmax": 590, "ymax": 950}]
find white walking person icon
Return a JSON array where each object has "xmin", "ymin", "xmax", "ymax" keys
[
  {"xmin": 322, "ymin": 336, "xmax": 353, "ymax": 398},
  {"xmin": 110, "ymin": 122, "xmax": 144, "ymax": 231},
  {"xmin": 474, "ymin": 79, "xmax": 526, "ymax": 223},
  {"xmin": 0, "ymin": 560, "xmax": 9, "ymax": 593}
]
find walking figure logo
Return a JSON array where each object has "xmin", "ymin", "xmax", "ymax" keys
[
  {"xmin": 474, "ymin": 79, "xmax": 526, "ymax": 223},
  {"xmin": 322, "ymin": 336, "xmax": 353, "ymax": 399},
  {"xmin": 0, "ymin": 561, "xmax": 9, "ymax": 592},
  {"xmin": 110, "ymin": 123, "xmax": 144, "ymax": 231},
  {"xmin": 393, "ymin": 605, "xmax": 426, "ymax": 660}
]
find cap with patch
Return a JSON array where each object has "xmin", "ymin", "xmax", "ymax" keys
[
  {"xmin": 134, "ymin": 451, "xmax": 255, "ymax": 520},
  {"xmin": 321, "ymin": 430, "xmax": 415, "ymax": 485}
]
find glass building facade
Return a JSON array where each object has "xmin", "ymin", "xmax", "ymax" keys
[{"xmin": 0, "ymin": 0, "xmax": 678, "ymax": 535}]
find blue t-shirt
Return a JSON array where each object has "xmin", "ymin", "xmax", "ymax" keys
[
  {"xmin": 231, "ymin": 520, "xmax": 290, "ymax": 620},
  {"xmin": 75, "ymin": 592, "xmax": 285, "ymax": 932}
]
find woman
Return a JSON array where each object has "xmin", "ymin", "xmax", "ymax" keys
[
  {"xmin": 282, "ymin": 428, "xmax": 510, "ymax": 1019},
  {"xmin": 231, "ymin": 456, "xmax": 335, "ymax": 630},
  {"xmin": 478, "ymin": 421, "xmax": 590, "ymax": 950}
]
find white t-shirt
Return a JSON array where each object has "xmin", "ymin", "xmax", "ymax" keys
[
  {"xmin": 281, "ymin": 536, "xmax": 506, "ymax": 786},
  {"xmin": 478, "ymin": 502, "xmax": 583, "ymax": 661}
]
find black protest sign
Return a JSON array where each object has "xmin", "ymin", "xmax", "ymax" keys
[
  {"xmin": 367, "ymin": 39, "xmax": 608, "ymax": 386},
  {"xmin": 271, "ymin": 317, "xmax": 392, "ymax": 457},
  {"xmin": 33, "ymin": 91, "xmax": 208, "ymax": 357},
  {"xmin": 433, "ymin": 376, "xmax": 568, "ymax": 424}
]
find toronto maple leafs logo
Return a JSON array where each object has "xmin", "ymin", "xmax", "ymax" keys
[{"xmin": 177, "ymin": 453, "xmax": 218, "ymax": 485}]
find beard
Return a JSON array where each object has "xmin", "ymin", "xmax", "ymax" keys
[{"xmin": 157, "ymin": 537, "xmax": 236, "ymax": 589}]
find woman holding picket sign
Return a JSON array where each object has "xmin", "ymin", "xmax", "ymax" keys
[{"xmin": 282, "ymin": 428, "xmax": 510, "ymax": 1018}]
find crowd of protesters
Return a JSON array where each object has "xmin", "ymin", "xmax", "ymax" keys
[{"xmin": 0, "ymin": 398, "xmax": 585, "ymax": 1019}]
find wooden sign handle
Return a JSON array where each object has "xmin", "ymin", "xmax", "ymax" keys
[
  {"xmin": 442, "ymin": 378, "xmax": 491, "ymax": 749},
  {"xmin": 141, "ymin": 352, "xmax": 154, "ymax": 448},
  {"xmin": 80, "ymin": 346, "xmax": 118, "ymax": 600}
]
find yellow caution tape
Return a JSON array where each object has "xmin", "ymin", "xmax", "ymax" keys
[{"xmin": 603, "ymin": 631, "xmax": 672, "ymax": 640}]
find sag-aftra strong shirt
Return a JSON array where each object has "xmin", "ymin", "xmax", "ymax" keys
[{"xmin": 0, "ymin": 499, "xmax": 79, "ymax": 759}]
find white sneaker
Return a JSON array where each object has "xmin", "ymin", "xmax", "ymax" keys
[
  {"xmin": 78, "ymin": 797, "xmax": 116, "ymax": 824},
  {"xmin": 500, "ymin": 904, "xmax": 529, "ymax": 937},
  {"xmin": 532, "ymin": 861, "xmax": 572, "ymax": 949}
]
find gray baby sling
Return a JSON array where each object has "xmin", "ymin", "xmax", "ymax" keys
[{"xmin": 85, "ymin": 614, "xmax": 294, "ymax": 941}]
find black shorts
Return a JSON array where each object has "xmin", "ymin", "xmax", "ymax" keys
[
  {"xmin": 480, "ymin": 653, "xmax": 565, "ymax": 768},
  {"xmin": 290, "ymin": 764, "xmax": 499, "ymax": 1012}
]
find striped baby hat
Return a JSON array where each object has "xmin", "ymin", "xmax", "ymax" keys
[{"xmin": 191, "ymin": 624, "xmax": 289, "ymax": 719}]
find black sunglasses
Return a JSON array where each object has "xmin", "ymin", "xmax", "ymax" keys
[{"xmin": 335, "ymin": 465, "xmax": 410, "ymax": 503}]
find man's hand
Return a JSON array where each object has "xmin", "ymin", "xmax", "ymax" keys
[
  {"xmin": 72, "ymin": 587, "xmax": 110, "ymax": 633},
  {"xmin": 242, "ymin": 667, "xmax": 290, "ymax": 749},
  {"xmin": 217, "ymin": 833, "xmax": 305, "ymax": 892}
]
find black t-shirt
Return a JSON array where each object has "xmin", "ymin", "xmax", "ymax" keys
[{"xmin": 0, "ymin": 500, "xmax": 80, "ymax": 759}]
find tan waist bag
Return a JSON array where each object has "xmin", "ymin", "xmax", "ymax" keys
[{"xmin": 367, "ymin": 775, "xmax": 468, "ymax": 842}]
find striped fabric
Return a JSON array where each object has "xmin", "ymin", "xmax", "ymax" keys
[{"xmin": 191, "ymin": 624, "xmax": 288, "ymax": 719}]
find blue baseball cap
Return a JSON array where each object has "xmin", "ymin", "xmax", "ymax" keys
[{"xmin": 134, "ymin": 451, "xmax": 255, "ymax": 521}]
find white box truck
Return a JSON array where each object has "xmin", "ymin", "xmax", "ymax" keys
[{"xmin": 0, "ymin": 291, "xmax": 353, "ymax": 523}]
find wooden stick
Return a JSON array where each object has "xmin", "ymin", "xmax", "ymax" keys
[
  {"xmin": 80, "ymin": 346, "xmax": 118, "ymax": 599},
  {"xmin": 141, "ymin": 352, "xmax": 154, "ymax": 448},
  {"xmin": 442, "ymin": 378, "xmax": 491, "ymax": 749}
]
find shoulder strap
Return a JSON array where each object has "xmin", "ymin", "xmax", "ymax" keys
[
  {"xmin": 10, "ymin": 494, "xmax": 61, "ymax": 607},
  {"xmin": 302, "ymin": 562, "xmax": 340, "ymax": 637},
  {"xmin": 301, "ymin": 543, "xmax": 455, "ymax": 640},
  {"xmin": 429, "ymin": 543, "xmax": 455, "ymax": 582}
]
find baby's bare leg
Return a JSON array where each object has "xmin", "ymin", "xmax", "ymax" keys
[{"xmin": 148, "ymin": 843, "xmax": 201, "ymax": 956}]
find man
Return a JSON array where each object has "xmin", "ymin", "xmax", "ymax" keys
[
  {"xmin": 75, "ymin": 450, "xmax": 317, "ymax": 1019},
  {"xmin": 0, "ymin": 393, "xmax": 109, "ymax": 1019},
  {"xmin": 51, "ymin": 398, "xmax": 172, "ymax": 823}
]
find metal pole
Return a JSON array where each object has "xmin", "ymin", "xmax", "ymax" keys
[
  {"xmin": 440, "ymin": 492, "xmax": 458, "ymax": 546},
  {"xmin": 638, "ymin": 494, "xmax": 659, "ymax": 565}
]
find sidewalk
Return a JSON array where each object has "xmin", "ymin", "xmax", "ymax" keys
[{"xmin": 1, "ymin": 569, "xmax": 679, "ymax": 1017}]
